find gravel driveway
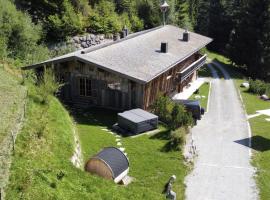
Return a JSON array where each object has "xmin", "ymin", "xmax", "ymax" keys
[{"xmin": 185, "ymin": 62, "xmax": 258, "ymax": 200}]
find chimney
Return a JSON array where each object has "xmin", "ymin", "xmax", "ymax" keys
[
  {"xmin": 183, "ymin": 29, "xmax": 190, "ymax": 42},
  {"xmin": 160, "ymin": 42, "xmax": 168, "ymax": 53}
]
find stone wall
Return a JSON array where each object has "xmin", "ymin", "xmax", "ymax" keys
[{"xmin": 71, "ymin": 34, "xmax": 113, "ymax": 49}]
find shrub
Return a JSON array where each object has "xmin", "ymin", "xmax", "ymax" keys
[
  {"xmin": 152, "ymin": 94, "xmax": 194, "ymax": 130},
  {"xmin": 248, "ymin": 80, "xmax": 269, "ymax": 95},
  {"xmin": 38, "ymin": 68, "xmax": 62, "ymax": 104},
  {"xmin": 87, "ymin": 1, "xmax": 122, "ymax": 34},
  {"xmin": 152, "ymin": 94, "xmax": 174, "ymax": 123},
  {"xmin": 0, "ymin": 0, "xmax": 50, "ymax": 65},
  {"xmin": 169, "ymin": 104, "xmax": 194, "ymax": 130},
  {"xmin": 265, "ymin": 86, "xmax": 270, "ymax": 97},
  {"xmin": 165, "ymin": 127, "xmax": 188, "ymax": 151},
  {"xmin": 47, "ymin": 0, "xmax": 84, "ymax": 40}
]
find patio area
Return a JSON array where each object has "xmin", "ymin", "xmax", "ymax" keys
[{"xmin": 172, "ymin": 78, "xmax": 206, "ymax": 100}]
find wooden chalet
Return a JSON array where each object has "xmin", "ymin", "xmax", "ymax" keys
[{"xmin": 23, "ymin": 25, "xmax": 212, "ymax": 110}]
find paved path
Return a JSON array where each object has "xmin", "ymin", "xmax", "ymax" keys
[{"xmin": 185, "ymin": 62, "xmax": 258, "ymax": 200}]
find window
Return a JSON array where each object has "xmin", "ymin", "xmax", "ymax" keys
[
  {"xmin": 86, "ymin": 79, "xmax": 92, "ymax": 96},
  {"xmin": 79, "ymin": 77, "xmax": 92, "ymax": 97}
]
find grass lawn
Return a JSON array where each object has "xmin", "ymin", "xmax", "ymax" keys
[
  {"xmin": 207, "ymin": 50, "xmax": 270, "ymax": 200},
  {"xmin": 75, "ymin": 108, "xmax": 188, "ymax": 200},
  {"xmin": 249, "ymin": 115, "xmax": 270, "ymax": 200},
  {"xmin": 188, "ymin": 82, "xmax": 210, "ymax": 110},
  {"xmin": 236, "ymin": 82, "xmax": 270, "ymax": 115}
]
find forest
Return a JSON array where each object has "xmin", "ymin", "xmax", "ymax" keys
[{"xmin": 0, "ymin": 0, "xmax": 269, "ymax": 80}]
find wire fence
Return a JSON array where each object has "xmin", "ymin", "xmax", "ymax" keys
[{"xmin": 0, "ymin": 90, "xmax": 27, "ymax": 200}]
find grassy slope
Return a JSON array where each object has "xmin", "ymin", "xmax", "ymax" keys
[
  {"xmin": 6, "ymin": 90, "xmax": 122, "ymax": 199},
  {"xmin": 208, "ymin": 50, "xmax": 270, "ymax": 200},
  {"xmin": 0, "ymin": 64, "xmax": 26, "ymax": 189},
  {"xmin": 6, "ymin": 85, "xmax": 188, "ymax": 199},
  {"xmin": 75, "ymin": 109, "xmax": 188, "ymax": 200},
  {"xmin": 0, "ymin": 65, "xmax": 25, "ymax": 142}
]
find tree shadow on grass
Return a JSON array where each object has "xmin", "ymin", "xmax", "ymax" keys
[
  {"xmin": 160, "ymin": 141, "xmax": 181, "ymax": 152},
  {"xmin": 149, "ymin": 129, "xmax": 171, "ymax": 140},
  {"xmin": 234, "ymin": 135, "xmax": 270, "ymax": 152},
  {"xmin": 65, "ymin": 105, "xmax": 117, "ymax": 129},
  {"xmin": 150, "ymin": 129, "xmax": 183, "ymax": 152}
]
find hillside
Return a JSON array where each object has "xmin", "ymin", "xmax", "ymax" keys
[
  {"xmin": 0, "ymin": 64, "xmax": 26, "ymax": 194},
  {"xmin": 5, "ymin": 79, "xmax": 188, "ymax": 199}
]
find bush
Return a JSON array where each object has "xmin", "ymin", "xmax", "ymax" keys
[
  {"xmin": 265, "ymin": 86, "xmax": 270, "ymax": 97},
  {"xmin": 47, "ymin": 0, "xmax": 84, "ymax": 40},
  {"xmin": 152, "ymin": 94, "xmax": 194, "ymax": 130},
  {"xmin": 152, "ymin": 94, "xmax": 174, "ymax": 123},
  {"xmin": 87, "ymin": 1, "xmax": 122, "ymax": 34},
  {"xmin": 248, "ymin": 79, "xmax": 270, "ymax": 95},
  {"xmin": 169, "ymin": 104, "xmax": 193, "ymax": 130},
  {"xmin": 0, "ymin": 0, "xmax": 50, "ymax": 65},
  {"xmin": 163, "ymin": 127, "xmax": 188, "ymax": 151},
  {"xmin": 38, "ymin": 68, "xmax": 62, "ymax": 104}
]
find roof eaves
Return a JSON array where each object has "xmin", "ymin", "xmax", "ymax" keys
[{"xmin": 21, "ymin": 56, "xmax": 77, "ymax": 70}]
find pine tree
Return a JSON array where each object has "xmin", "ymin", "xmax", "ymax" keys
[
  {"xmin": 188, "ymin": 0, "xmax": 199, "ymax": 27},
  {"xmin": 175, "ymin": 0, "xmax": 188, "ymax": 27},
  {"xmin": 207, "ymin": 0, "xmax": 223, "ymax": 50},
  {"xmin": 194, "ymin": 0, "xmax": 210, "ymax": 35},
  {"xmin": 228, "ymin": 0, "xmax": 270, "ymax": 80},
  {"xmin": 114, "ymin": 0, "xmax": 132, "ymax": 14}
]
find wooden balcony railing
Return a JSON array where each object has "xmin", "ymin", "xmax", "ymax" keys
[{"xmin": 178, "ymin": 54, "xmax": 207, "ymax": 83}]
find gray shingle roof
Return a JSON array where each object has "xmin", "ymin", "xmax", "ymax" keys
[
  {"xmin": 94, "ymin": 147, "xmax": 129, "ymax": 178},
  {"xmin": 118, "ymin": 109, "xmax": 158, "ymax": 123},
  {"xmin": 23, "ymin": 25, "xmax": 212, "ymax": 84}
]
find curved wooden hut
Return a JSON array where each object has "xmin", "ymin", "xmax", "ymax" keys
[{"xmin": 85, "ymin": 147, "xmax": 129, "ymax": 183}]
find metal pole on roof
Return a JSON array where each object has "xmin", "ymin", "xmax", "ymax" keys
[{"xmin": 160, "ymin": 1, "xmax": 169, "ymax": 26}]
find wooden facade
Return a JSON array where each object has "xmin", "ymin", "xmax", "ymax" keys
[
  {"xmin": 85, "ymin": 158, "xmax": 114, "ymax": 180},
  {"xmin": 48, "ymin": 51, "xmax": 206, "ymax": 110},
  {"xmin": 54, "ymin": 60, "xmax": 144, "ymax": 110},
  {"xmin": 143, "ymin": 53, "xmax": 203, "ymax": 109}
]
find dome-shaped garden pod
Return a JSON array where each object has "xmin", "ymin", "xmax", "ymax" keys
[{"xmin": 85, "ymin": 147, "xmax": 129, "ymax": 183}]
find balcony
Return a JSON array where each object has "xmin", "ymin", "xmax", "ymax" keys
[{"xmin": 179, "ymin": 54, "xmax": 207, "ymax": 83}]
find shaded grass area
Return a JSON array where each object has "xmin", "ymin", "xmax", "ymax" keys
[
  {"xmin": 75, "ymin": 109, "xmax": 188, "ymax": 200},
  {"xmin": 189, "ymin": 82, "xmax": 210, "ymax": 110},
  {"xmin": 249, "ymin": 115, "xmax": 270, "ymax": 200},
  {"xmin": 198, "ymin": 65, "xmax": 212, "ymax": 77},
  {"xmin": 207, "ymin": 50, "xmax": 270, "ymax": 200}
]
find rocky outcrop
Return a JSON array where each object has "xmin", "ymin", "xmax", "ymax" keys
[{"xmin": 70, "ymin": 34, "xmax": 113, "ymax": 50}]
